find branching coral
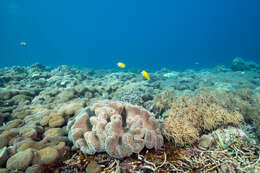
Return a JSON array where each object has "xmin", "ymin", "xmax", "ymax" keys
[
  {"xmin": 162, "ymin": 93, "xmax": 244, "ymax": 146},
  {"xmin": 67, "ymin": 100, "xmax": 163, "ymax": 158}
]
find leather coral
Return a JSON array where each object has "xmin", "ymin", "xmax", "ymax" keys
[{"xmin": 67, "ymin": 100, "xmax": 163, "ymax": 158}]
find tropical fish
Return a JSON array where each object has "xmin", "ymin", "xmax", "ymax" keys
[
  {"xmin": 20, "ymin": 41, "xmax": 27, "ymax": 46},
  {"xmin": 117, "ymin": 62, "xmax": 126, "ymax": 68},
  {"xmin": 141, "ymin": 70, "xmax": 150, "ymax": 80}
]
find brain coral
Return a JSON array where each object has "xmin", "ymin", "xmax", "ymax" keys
[{"xmin": 67, "ymin": 100, "xmax": 163, "ymax": 158}]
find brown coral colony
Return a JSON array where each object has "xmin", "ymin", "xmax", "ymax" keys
[{"xmin": 68, "ymin": 100, "xmax": 164, "ymax": 158}]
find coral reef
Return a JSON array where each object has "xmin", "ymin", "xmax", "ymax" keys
[
  {"xmin": 150, "ymin": 90, "xmax": 176, "ymax": 118},
  {"xmin": 230, "ymin": 90, "xmax": 260, "ymax": 140},
  {"xmin": 169, "ymin": 71, "xmax": 201, "ymax": 91},
  {"xmin": 0, "ymin": 60, "xmax": 259, "ymax": 171},
  {"xmin": 231, "ymin": 57, "xmax": 260, "ymax": 72},
  {"xmin": 6, "ymin": 142, "xmax": 66, "ymax": 171},
  {"xmin": 111, "ymin": 81, "xmax": 156, "ymax": 107},
  {"xmin": 197, "ymin": 88, "xmax": 260, "ymax": 141},
  {"xmin": 0, "ymin": 100, "xmax": 84, "ymax": 172},
  {"xmin": 50, "ymin": 127, "xmax": 259, "ymax": 173},
  {"xmin": 162, "ymin": 93, "xmax": 244, "ymax": 146},
  {"xmin": 68, "ymin": 100, "xmax": 163, "ymax": 158}
]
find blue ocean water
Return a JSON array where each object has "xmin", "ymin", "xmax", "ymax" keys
[{"xmin": 0, "ymin": 0, "xmax": 259, "ymax": 70}]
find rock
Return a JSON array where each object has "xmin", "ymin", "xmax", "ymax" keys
[
  {"xmin": 257, "ymin": 125, "xmax": 260, "ymax": 140},
  {"xmin": 40, "ymin": 136, "xmax": 68, "ymax": 146},
  {"xmin": 198, "ymin": 135, "xmax": 214, "ymax": 149},
  {"xmin": 214, "ymin": 65, "xmax": 230, "ymax": 72},
  {"xmin": 57, "ymin": 88, "xmax": 76, "ymax": 101},
  {"xmin": 17, "ymin": 140, "xmax": 44, "ymax": 152},
  {"xmin": 0, "ymin": 147, "xmax": 8, "ymax": 166},
  {"xmin": 7, "ymin": 146, "xmax": 16, "ymax": 157},
  {"xmin": 19, "ymin": 125, "xmax": 44, "ymax": 139},
  {"xmin": 53, "ymin": 142, "xmax": 67, "ymax": 156},
  {"xmin": 0, "ymin": 135, "xmax": 9, "ymax": 148},
  {"xmin": 25, "ymin": 164, "xmax": 45, "ymax": 173},
  {"xmin": 10, "ymin": 94, "xmax": 32, "ymax": 105},
  {"xmin": 219, "ymin": 164, "xmax": 230, "ymax": 173},
  {"xmin": 20, "ymin": 127, "xmax": 37, "ymax": 139},
  {"xmin": 56, "ymin": 102, "xmax": 83, "ymax": 117},
  {"xmin": 48, "ymin": 115, "xmax": 65, "ymax": 127},
  {"xmin": 231, "ymin": 57, "xmax": 260, "ymax": 71},
  {"xmin": 0, "ymin": 128, "xmax": 20, "ymax": 147},
  {"xmin": 0, "ymin": 89, "xmax": 17, "ymax": 100},
  {"xmin": 0, "ymin": 112, "xmax": 9, "ymax": 119},
  {"xmin": 44, "ymin": 128, "xmax": 64, "ymax": 137},
  {"xmin": 2, "ymin": 119, "xmax": 24, "ymax": 130},
  {"xmin": 32, "ymin": 73, "xmax": 40, "ymax": 79},
  {"xmin": 85, "ymin": 161, "xmax": 101, "ymax": 173},
  {"xmin": 39, "ymin": 114, "xmax": 50, "ymax": 126},
  {"xmin": 213, "ymin": 127, "xmax": 249, "ymax": 146},
  {"xmin": 0, "ymin": 169, "xmax": 9, "ymax": 173},
  {"xmin": 6, "ymin": 149, "xmax": 34, "ymax": 171},
  {"xmin": 30, "ymin": 63, "xmax": 46, "ymax": 71},
  {"xmin": 1, "ymin": 128, "xmax": 20, "ymax": 139},
  {"xmin": 12, "ymin": 109, "xmax": 32, "ymax": 119},
  {"xmin": 34, "ymin": 147, "xmax": 59, "ymax": 165}
]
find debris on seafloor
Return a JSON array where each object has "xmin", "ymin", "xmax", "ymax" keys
[{"xmin": 48, "ymin": 139, "xmax": 260, "ymax": 173}]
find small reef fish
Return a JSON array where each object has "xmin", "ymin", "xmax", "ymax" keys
[
  {"xmin": 117, "ymin": 62, "xmax": 126, "ymax": 68},
  {"xmin": 20, "ymin": 41, "xmax": 27, "ymax": 46},
  {"xmin": 141, "ymin": 70, "xmax": 150, "ymax": 80}
]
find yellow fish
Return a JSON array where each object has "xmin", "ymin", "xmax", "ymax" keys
[
  {"xmin": 117, "ymin": 62, "xmax": 126, "ymax": 68},
  {"xmin": 141, "ymin": 70, "xmax": 150, "ymax": 80}
]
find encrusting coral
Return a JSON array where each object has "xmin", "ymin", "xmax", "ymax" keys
[
  {"xmin": 162, "ymin": 93, "xmax": 244, "ymax": 146},
  {"xmin": 67, "ymin": 100, "xmax": 163, "ymax": 158}
]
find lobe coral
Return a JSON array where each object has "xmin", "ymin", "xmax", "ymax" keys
[{"xmin": 67, "ymin": 100, "xmax": 163, "ymax": 158}]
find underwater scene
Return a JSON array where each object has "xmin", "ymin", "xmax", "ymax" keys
[{"xmin": 1, "ymin": 0, "xmax": 260, "ymax": 172}]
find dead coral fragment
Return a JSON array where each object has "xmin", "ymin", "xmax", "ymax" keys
[{"xmin": 68, "ymin": 100, "xmax": 163, "ymax": 158}]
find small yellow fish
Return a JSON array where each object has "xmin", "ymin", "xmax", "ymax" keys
[
  {"xmin": 141, "ymin": 70, "xmax": 150, "ymax": 80},
  {"xmin": 20, "ymin": 41, "xmax": 27, "ymax": 46},
  {"xmin": 117, "ymin": 62, "xmax": 126, "ymax": 68}
]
